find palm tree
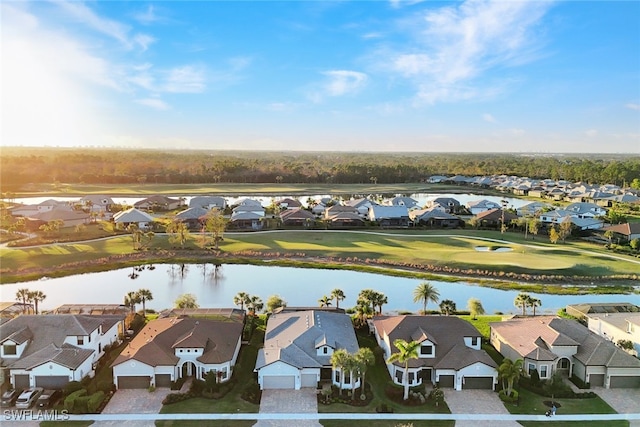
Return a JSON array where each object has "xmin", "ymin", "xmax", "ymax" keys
[
  {"xmin": 330, "ymin": 288, "xmax": 345, "ymax": 309},
  {"xmin": 498, "ymin": 358, "xmax": 523, "ymax": 397},
  {"xmin": 413, "ymin": 282, "xmax": 440, "ymax": 315},
  {"xmin": 247, "ymin": 295, "xmax": 263, "ymax": 316},
  {"xmin": 371, "ymin": 292, "xmax": 388, "ymax": 315},
  {"xmin": 16, "ymin": 288, "xmax": 31, "ymax": 313},
  {"xmin": 28, "ymin": 290, "xmax": 46, "ymax": 315},
  {"xmin": 330, "ymin": 349, "xmax": 350, "ymax": 395},
  {"xmin": 318, "ymin": 295, "xmax": 332, "ymax": 308},
  {"xmin": 386, "ymin": 339, "xmax": 421, "ymax": 400},
  {"xmin": 439, "ymin": 299, "xmax": 456, "ymax": 316},
  {"xmin": 514, "ymin": 293, "xmax": 530, "ymax": 316},
  {"xmin": 529, "ymin": 297, "xmax": 541, "ymax": 316},
  {"xmin": 467, "ymin": 298, "xmax": 485, "ymax": 320},
  {"xmin": 355, "ymin": 347, "xmax": 375, "ymax": 400},
  {"xmin": 354, "ymin": 302, "xmax": 373, "ymax": 328},
  {"xmin": 233, "ymin": 292, "xmax": 250, "ymax": 311},
  {"xmin": 124, "ymin": 291, "xmax": 140, "ymax": 313},
  {"xmin": 136, "ymin": 289, "xmax": 153, "ymax": 317},
  {"xmin": 174, "ymin": 293, "xmax": 199, "ymax": 309}
]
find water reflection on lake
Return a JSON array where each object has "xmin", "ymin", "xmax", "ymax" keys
[{"xmin": 1, "ymin": 264, "xmax": 634, "ymax": 315}]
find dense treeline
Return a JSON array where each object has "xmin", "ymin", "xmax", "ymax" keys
[{"xmin": 1, "ymin": 148, "xmax": 638, "ymax": 190}]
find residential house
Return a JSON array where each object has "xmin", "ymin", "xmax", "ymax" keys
[
  {"xmin": 112, "ymin": 311, "xmax": 244, "ymax": 389},
  {"xmin": 545, "ymin": 188, "xmax": 566, "ymax": 201},
  {"xmin": 280, "ymin": 208, "xmax": 315, "ymax": 227},
  {"xmin": 230, "ymin": 201, "xmax": 265, "ymax": 230},
  {"xmin": 189, "ymin": 196, "xmax": 227, "ymax": 211},
  {"xmin": 79, "ymin": 195, "xmax": 114, "ymax": 216},
  {"xmin": 53, "ymin": 304, "xmax": 130, "ymax": 317},
  {"xmin": 386, "ymin": 197, "xmax": 419, "ymax": 209},
  {"xmin": 565, "ymin": 303, "xmax": 639, "ymax": 320},
  {"xmin": 134, "ymin": 195, "xmax": 183, "ymax": 211},
  {"xmin": 174, "ymin": 207, "xmax": 209, "ymax": 230},
  {"xmin": 368, "ymin": 205, "xmax": 410, "ymax": 227},
  {"xmin": 255, "ymin": 310, "xmax": 360, "ymax": 390},
  {"xmin": 598, "ymin": 194, "xmax": 640, "ymax": 207},
  {"xmin": 325, "ymin": 211, "xmax": 365, "ymax": 228},
  {"xmin": 345, "ymin": 198, "xmax": 377, "ymax": 217},
  {"xmin": 516, "ymin": 202, "xmax": 551, "ymax": 218},
  {"xmin": 425, "ymin": 197, "xmax": 461, "ymax": 214},
  {"xmin": 410, "ymin": 207, "xmax": 464, "ymax": 228},
  {"xmin": 466, "ymin": 200, "xmax": 501, "ymax": 215},
  {"xmin": 565, "ymin": 202, "xmax": 607, "ymax": 218},
  {"xmin": 0, "ymin": 314, "xmax": 124, "ymax": 389},
  {"xmin": 602, "ymin": 223, "xmax": 640, "ymax": 242},
  {"xmin": 276, "ymin": 198, "xmax": 303, "ymax": 209},
  {"xmin": 373, "ymin": 316, "xmax": 498, "ymax": 390},
  {"xmin": 112, "ymin": 208, "xmax": 155, "ymax": 229},
  {"xmin": 31, "ymin": 207, "xmax": 91, "ymax": 228},
  {"xmin": 490, "ymin": 316, "xmax": 640, "ymax": 388},
  {"xmin": 539, "ymin": 209, "xmax": 572, "ymax": 226},
  {"xmin": 427, "ymin": 175, "xmax": 448, "ymax": 183},
  {"xmin": 0, "ymin": 302, "xmax": 31, "ymax": 318},
  {"xmin": 588, "ymin": 313, "xmax": 640, "ymax": 357},
  {"xmin": 472, "ymin": 209, "xmax": 518, "ymax": 229}
]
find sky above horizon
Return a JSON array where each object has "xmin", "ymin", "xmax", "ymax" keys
[{"xmin": 2, "ymin": 1, "xmax": 639, "ymax": 153}]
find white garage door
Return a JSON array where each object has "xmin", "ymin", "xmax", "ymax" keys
[
  {"xmin": 263, "ymin": 375, "xmax": 295, "ymax": 389},
  {"xmin": 301, "ymin": 374, "xmax": 317, "ymax": 388}
]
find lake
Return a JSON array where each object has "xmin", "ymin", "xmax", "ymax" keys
[{"xmin": 1, "ymin": 264, "xmax": 634, "ymax": 315}]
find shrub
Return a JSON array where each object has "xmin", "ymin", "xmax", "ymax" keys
[
  {"xmin": 375, "ymin": 403, "xmax": 394, "ymax": 413},
  {"xmin": 64, "ymin": 381, "xmax": 84, "ymax": 396},
  {"xmin": 498, "ymin": 389, "xmax": 518, "ymax": 403},
  {"xmin": 97, "ymin": 380, "xmax": 115, "ymax": 394},
  {"xmin": 64, "ymin": 389, "xmax": 87, "ymax": 413},
  {"xmin": 170, "ymin": 377, "xmax": 187, "ymax": 391},
  {"xmin": 189, "ymin": 379, "xmax": 205, "ymax": 395},
  {"xmin": 87, "ymin": 391, "xmax": 105, "ymax": 413},
  {"xmin": 241, "ymin": 382, "xmax": 262, "ymax": 405},
  {"xmin": 162, "ymin": 392, "xmax": 192, "ymax": 405},
  {"xmin": 569, "ymin": 375, "xmax": 590, "ymax": 389}
]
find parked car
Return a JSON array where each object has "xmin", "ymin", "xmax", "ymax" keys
[
  {"xmin": 0, "ymin": 389, "xmax": 20, "ymax": 407},
  {"xmin": 36, "ymin": 389, "xmax": 61, "ymax": 408},
  {"xmin": 15, "ymin": 387, "xmax": 43, "ymax": 409}
]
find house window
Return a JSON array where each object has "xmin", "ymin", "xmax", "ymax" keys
[
  {"xmin": 77, "ymin": 336, "xmax": 84, "ymax": 345},
  {"xmin": 323, "ymin": 347, "xmax": 328, "ymax": 354},
  {"xmin": 187, "ymin": 349, "xmax": 191, "ymax": 353},
  {"xmin": 98, "ymin": 343, "xmax": 102, "ymax": 353},
  {"xmin": 420, "ymin": 345, "xmax": 433, "ymax": 355},
  {"xmin": 540, "ymin": 365, "xmax": 548, "ymax": 378},
  {"xmin": 471, "ymin": 337, "xmax": 479, "ymax": 346},
  {"xmin": 179, "ymin": 349, "xmax": 183, "ymax": 353},
  {"xmin": 528, "ymin": 363, "xmax": 536, "ymax": 376},
  {"xmin": 335, "ymin": 370, "xmax": 341, "ymax": 383},
  {"xmin": 3, "ymin": 344, "xmax": 17, "ymax": 356}
]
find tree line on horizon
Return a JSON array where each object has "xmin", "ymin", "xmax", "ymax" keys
[{"xmin": 1, "ymin": 148, "xmax": 639, "ymax": 190}]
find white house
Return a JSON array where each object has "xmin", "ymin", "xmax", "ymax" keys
[
  {"xmin": 112, "ymin": 208, "xmax": 155, "ymax": 229},
  {"xmin": 0, "ymin": 315, "xmax": 124, "ymax": 389},
  {"xmin": 255, "ymin": 310, "xmax": 360, "ymax": 390},
  {"xmin": 373, "ymin": 316, "xmax": 498, "ymax": 391},
  {"xmin": 112, "ymin": 310, "xmax": 244, "ymax": 389},
  {"xmin": 588, "ymin": 313, "xmax": 640, "ymax": 357},
  {"xmin": 466, "ymin": 200, "xmax": 501, "ymax": 215}
]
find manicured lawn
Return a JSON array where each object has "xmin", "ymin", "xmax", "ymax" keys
[
  {"xmin": 519, "ymin": 422, "xmax": 628, "ymax": 427},
  {"xmin": 504, "ymin": 387, "xmax": 618, "ymax": 416},
  {"xmin": 321, "ymin": 421, "xmax": 454, "ymax": 427},
  {"xmin": 458, "ymin": 315, "xmax": 503, "ymax": 338}
]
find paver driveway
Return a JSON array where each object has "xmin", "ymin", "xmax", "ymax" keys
[
  {"xmin": 594, "ymin": 387, "xmax": 640, "ymax": 427},
  {"xmin": 254, "ymin": 388, "xmax": 322, "ymax": 427},
  {"xmin": 91, "ymin": 388, "xmax": 173, "ymax": 427},
  {"xmin": 445, "ymin": 389, "xmax": 521, "ymax": 427}
]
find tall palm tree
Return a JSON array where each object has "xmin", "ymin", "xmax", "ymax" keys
[
  {"xmin": 136, "ymin": 289, "xmax": 153, "ymax": 317},
  {"xmin": 124, "ymin": 291, "xmax": 140, "ymax": 313},
  {"xmin": 330, "ymin": 349, "xmax": 350, "ymax": 395},
  {"xmin": 355, "ymin": 347, "xmax": 375, "ymax": 400},
  {"xmin": 247, "ymin": 295, "xmax": 263, "ymax": 316},
  {"xmin": 413, "ymin": 282, "xmax": 440, "ymax": 315},
  {"xmin": 16, "ymin": 288, "xmax": 31, "ymax": 313},
  {"xmin": 354, "ymin": 302, "xmax": 373, "ymax": 328},
  {"xmin": 28, "ymin": 290, "xmax": 46, "ymax": 315},
  {"xmin": 318, "ymin": 295, "xmax": 332, "ymax": 308},
  {"xmin": 498, "ymin": 358, "xmax": 523, "ymax": 397},
  {"xmin": 371, "ymin": 292, "xmax": 388, "ymax": 315},
  {"xmin": 386, "ymin": 339, "xmax": 421, "ymax": 400},
  {"xmin": 330, "ymin": 288, "xmax": 345, "ymax": 309},
  {"xmin": 529, "ymin": 297, "xmax": 541, "ymax": 316},
  {"xmin": 514, "ymin": 293, "xmax": 530, "ymax": 316},
  {"xmin": 233, "ymin": 292, "xmax": 250, "ymax": 311}
]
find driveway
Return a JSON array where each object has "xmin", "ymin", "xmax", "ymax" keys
[
  {"xmin": 91, "ymin": 388, "xmax": 173, "ymax": 427},
  {"xmin": 594, "ymin": 387, "xmax": 640, "ymax": 427},
  {"xmin": 445, "ymin": 389, "xmax": 521, "ymax": 427},
  {"xmin": 254, "ymin": 389, "xmax": 321, "ymax": 427}
]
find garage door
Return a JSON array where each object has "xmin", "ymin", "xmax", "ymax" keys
[
  {"xmin": 438, "ymin": 375, "xmax": 455, "ymax": 388},
  {"xmin": 155, "ymin": 374, "xmax": 172, "ymax": 388},
  {"xmin": 117, "ymin": 376, "xmax": 151, "ymax": 389},
  {"xmin": 609, "ymin": 376, "xmax": 640, "ymax": 388},
  {"xmin": 462, "ymin": 377, "xmax": 494, "ymax": 389},
  {"xmin": 589, "ymin": 374, "xmax": 604, "ymax": 387},
  {"xmin": 263, "ymin": 375, "xmax": 295, "ymax": 389},
  {"xmin": 14, "ymin": 375, "xmax": 30, "ymax": 390},
  {"xmin": 301, "ymin": 374, "xmax": 317, "ymax": 388},
  {"xmin": 35, "ymin": 376, "xmax": 69, "ymax": 389}
]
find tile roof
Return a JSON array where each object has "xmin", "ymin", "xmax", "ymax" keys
[
  {"xmin": 373, "ymin": 316, "xmax": 496, "ymax": 370},
  {"xmin": 112, "ymin": 316, "xmax": 243, "ymax": 368}
]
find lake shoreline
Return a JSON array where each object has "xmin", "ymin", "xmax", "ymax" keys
[{"xmin": 2, "ymin": 248, "xmax": 637, "ymax": 295}]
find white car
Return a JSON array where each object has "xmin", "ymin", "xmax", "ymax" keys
[{"xmin": 15, "ymin": 388, "xmax": 43, "ymax": 409}]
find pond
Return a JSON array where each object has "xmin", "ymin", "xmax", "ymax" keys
[{"xmin": 1, "ymin": 264, "xmax": 634, "ymax": 315}]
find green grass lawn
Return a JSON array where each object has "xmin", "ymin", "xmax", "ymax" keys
[
  {"xmin": 505, "ymin": 388, "xmax": 618, "ymax": 416},
  {"xmin": 519, "ymin": 422, "xmax": 629, "ymax": 427},
  {"xmin": 458, "ymin": 315, "xmax": 503, "ymax": 338}
]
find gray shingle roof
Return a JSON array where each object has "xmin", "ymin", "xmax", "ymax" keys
[{"xmin": 256, "ymin": 310, "xmax": 359, "ymax": 370}]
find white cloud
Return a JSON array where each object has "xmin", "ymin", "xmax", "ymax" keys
[
  {"xmin": 483, "ymin": 113, "xmax": 497, "ymax": 123},
  {"xmin": 585, "ymin": 129, "xmax": 598, "ymax": 137},
  {"xmin": 133, "ymin": 5, "xmax": 160, "ymax": 25},
  {"xmin": 626, "ymin": 103, "xmax": 640, "ymax": 111},
  {"xmin": 323, "ymin": 70, "xmax": 369, "ymax": 96},
  {"xmin": 135, "ymin": 98, "xmax": 170, "ymax": 110},
  {"xmin": 163, "ymin": 66, "xmax": 206, "ymax": 93},
  {"xmin": 383, "ymin": 0, "xmax": 552, "ymax": 104},
  {"xmin": 54, "ymin": 1, "xmax": 155, "ymax": 51}
]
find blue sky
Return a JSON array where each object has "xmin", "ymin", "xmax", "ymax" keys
[{"xmin": 2, "ymin": 1, "xmax": 639, "ymax": 153}]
